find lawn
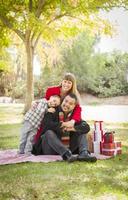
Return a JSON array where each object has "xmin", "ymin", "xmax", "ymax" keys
[{"xmin": 0, "ymin": 104, "xmax": 128, "ymax": 200}]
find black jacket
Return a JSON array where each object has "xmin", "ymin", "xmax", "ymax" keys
[{"xmin": 32, "ymin": 107, "xmax": 90, "ymax": 155}]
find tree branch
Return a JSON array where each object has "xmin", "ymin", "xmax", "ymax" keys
[
  {"xmin": 29, "ymin": 0, "xmax": 33, "ymax": 12},
  {"xmin": 33, "ymin": 32, "xmax": 42, "ymax": 49},
  {"xmin": 47, "ymin": 13, "xmax": 67, "ymax": 25},
  {"xmin": 35, "ymin": 0, "xmax": 46, "ymax": 18},
  {"xmin": 0, "ymin": 15, "xmax": 25, "ymax": 41}
]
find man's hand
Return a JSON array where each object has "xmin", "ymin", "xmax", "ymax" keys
[
  {"xmin": 63, "ymin": 126, "xmax": 76, "ymax": 132},
  {"xmin": 61, "ymin": 120, "xmax": 76, "ymax": 132},
  {"xmin": 61, "ymin": 120, "xmax": 75, "ymax": 128},
  {"xmin": 47, "ymin": 107, "xmax": 55, "ymax": 113}
]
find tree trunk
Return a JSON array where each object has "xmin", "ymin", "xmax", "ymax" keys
[{"xmin": 24, "ymin": 40, "xmax": 34, "ymax": 112}]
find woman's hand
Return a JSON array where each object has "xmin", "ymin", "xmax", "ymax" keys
[{"xmin": 61, "ymin": 120, "xmax": 75, "ymax": 132}]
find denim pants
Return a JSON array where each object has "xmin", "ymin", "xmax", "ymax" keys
[
  {"xmin": 19, "ymin": 121, "xmax": 37, "ymax": 153},
  {"xmin": 41, "ymin": 130, "xmax": 88, "ymax": 156},
  {"xmin": 69, "ymin": 132, "xmax": 88, "ymax": 154},
  {"xmin": 41, "ymin": 130, "xmax": 68, "ymax": 157}
]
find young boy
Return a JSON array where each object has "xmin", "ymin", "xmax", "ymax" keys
[{"xmin": 18, "ymin": 95, "xmax": 61, "ymax": 155}]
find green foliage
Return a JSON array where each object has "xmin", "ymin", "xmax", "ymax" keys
[
  {"xmin": 36, "ymin": 65, "xmax": 63, "ymax": 97},
  {"xmin": 0, "ymin": 0, "xmax": 128, "ymax": 102},
  {"xmin": 58, "ymin": 32, "xmax": 128, "ymax": 97},
  {"xmin": 89, "ymin": 52, "xmax": 128, "ymax": 97},
  {"xmin": 11, "ymin": 80, "xmax": 26, "ymax": 99},
  {"xmin": 0, "ymin": 49, "xmax": 14, "ymax": 96},
  {"xmin": 60, "ymin": 31, "xmax": 98, "ymax": 91}
]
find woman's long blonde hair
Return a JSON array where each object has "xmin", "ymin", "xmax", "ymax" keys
[{"xmin": 61, "ymin": 72, "xmax": 81, "ymax": 103}]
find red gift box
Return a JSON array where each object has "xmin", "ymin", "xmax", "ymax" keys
[
  {"xmin": 101, "ymin": 142, "xmax": 122, "ymax": 156},
  {"xmin": 103, "ymin": 132, "xmax": 114, "ymax": 143}
]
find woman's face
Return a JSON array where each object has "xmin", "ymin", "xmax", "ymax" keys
[{"xmin": 61, "ymin": 79, "xmax": 73, "ymax": 93}]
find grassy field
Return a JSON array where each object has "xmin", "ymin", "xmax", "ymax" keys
[{"xmin": 0, "ymin": 104, "xmax": 128, "ymax": 200}]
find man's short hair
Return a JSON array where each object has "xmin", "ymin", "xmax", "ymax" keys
[{"xmin": 67, "ymin": 93, "xmax": 78, "ymax": 104}]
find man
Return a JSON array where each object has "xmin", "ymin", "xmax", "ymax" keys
[{"xmin": 33, "ymin": 93, "xmax": 97, "ymax": 163}]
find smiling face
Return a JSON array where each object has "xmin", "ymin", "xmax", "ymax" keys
[
  {"xmin": 61, "ymin": 79, "xmax": 73, "ymax": 93},
  {"xmin": 61, "ymin": 95, "xmax": 76, "ymax": 114},
  {"xmin": 48, "ymin": 96, "xmax": 61, "ymax": 108}
]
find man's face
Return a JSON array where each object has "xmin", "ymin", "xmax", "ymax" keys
[{"xmin": 61, "ymin": 95, "xmax": 76, "ymax": 113}]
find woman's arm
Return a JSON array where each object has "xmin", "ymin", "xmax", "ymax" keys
[{"xmin": 70, "ymin": 104, "xmax": 82, "ymax": 122}]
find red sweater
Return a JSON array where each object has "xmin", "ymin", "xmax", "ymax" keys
[{"xmin": 44, "ymin": 86, "xmax": 81, "ymax": 122}]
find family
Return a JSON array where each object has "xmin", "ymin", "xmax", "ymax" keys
[{"xmin": 18, "ymin": 72, "xmax": 97, "ymax": 163}]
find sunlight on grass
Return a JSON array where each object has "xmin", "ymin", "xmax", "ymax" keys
[{"xmin": 0, "ymin": 103, "xmax": 24, "ymax": 124}]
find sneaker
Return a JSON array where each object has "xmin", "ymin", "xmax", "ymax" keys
[
  {"xmin": 78, "ymin": 151, "xmax": 97, "ymax": 162},
  {"xmin": 17, "ymin": 150, "xmax": 24, "ymax": 155},
  {"xmin": 67, "ymin": 155, "xmax": 78, "ymax": 163},
  {"xmin": 62, "ymin": 150, "xmax": 77, "ymax": 163},
  {"xmin": 25, "ymin": 151, "xmax": 33, "ymax": 156}
]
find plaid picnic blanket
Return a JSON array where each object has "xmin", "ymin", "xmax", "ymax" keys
[{"xmin": 0, "ymin": 149, "xmax": 112, "ymax": 165}]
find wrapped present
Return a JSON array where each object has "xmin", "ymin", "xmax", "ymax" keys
[
  {"xmin": 87, "ymin": 134, "xmax": 94, "ymax": 153},
  {"xmin": 94, "ymin": 130, "xmax": 104, "ymax": 142},
  {"xmin": 103, "ymin": 131, "xmax": 114, "ymax": 143},
  {"xmin": 101, "ymin": 142, "xmax": 122, "ymax": 156},
  {"xmin": 93, "ymin": 141, "xmax": 101, "ymax": 154},
  {"xmin": 94, "ymin": 121, "xmax": 104, "ymax": 131},
  {"xmin": 93, "ymin": 121, "xmax": 104, "ymax": 142}
]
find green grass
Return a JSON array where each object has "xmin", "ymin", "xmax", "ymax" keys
[{"xmin": 0, "ymin": 104, "xmax": 128, "ymax": 200}]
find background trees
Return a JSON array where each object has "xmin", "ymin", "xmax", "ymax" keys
[{"xmin": 0, "ymin": 0, "xmax": 128, "ymax": 108}]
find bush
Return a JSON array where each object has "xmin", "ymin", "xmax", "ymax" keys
[{"xmin": 11, "ymin": 80, "xmax": 26, "ymax": 99}]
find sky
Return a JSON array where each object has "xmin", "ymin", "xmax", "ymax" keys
[{"xmin": 97, "ymin": 8, "xmax": 128, "ymax": 53}]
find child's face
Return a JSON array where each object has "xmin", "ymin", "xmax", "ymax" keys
[{"xmin": 48, "ymin": 96, "xmax": 61, "ymax": 108}]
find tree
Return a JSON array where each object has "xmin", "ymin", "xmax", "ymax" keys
[{"xmin": 0, "ymin": 0, "xmax": 127, "ymax": 111}]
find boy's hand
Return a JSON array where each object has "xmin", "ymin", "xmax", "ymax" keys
[{"xmin": 48, "ymin": 107, "xmax": 55, "ymax": 113}]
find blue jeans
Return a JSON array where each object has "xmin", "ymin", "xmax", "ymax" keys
[{"xmin": 41, "ymin": 130, "xmax": 88, "ymax": 156}]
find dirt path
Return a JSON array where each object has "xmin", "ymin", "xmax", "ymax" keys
[
  {"xmin": 82, "ymin": 105, "xmax": 128, "ymax": 123},
  {"xmin": 81, "ymin": 94, "xmax": 128, "ymax": 105}
]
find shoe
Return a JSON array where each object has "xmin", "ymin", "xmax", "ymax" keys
[
  {"xmin": 17, "ymin": 150, "xmax": 24, "ymax": 155},
  {"xmin": 78, "ymin": 151, "xmax": 97, "ymax": 162},
  {"xmin": 67, "ymin": 155, "xmax": 78, "ymax": 163},
  {"xmin": 62, "ymin": 150, "xmax": 77, "ymax": 163},
  {"xmin": 25, "ymin": 151, "xmax": 33, "ymax": 156}
]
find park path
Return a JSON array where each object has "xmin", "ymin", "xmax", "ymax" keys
[
  {"xmin": 0, "ymin": 103, "xmax": 128, "ymax": 124},
  {"xmin": 82, "ymin": 105, "xmax": 128, "ymax": 123}
]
